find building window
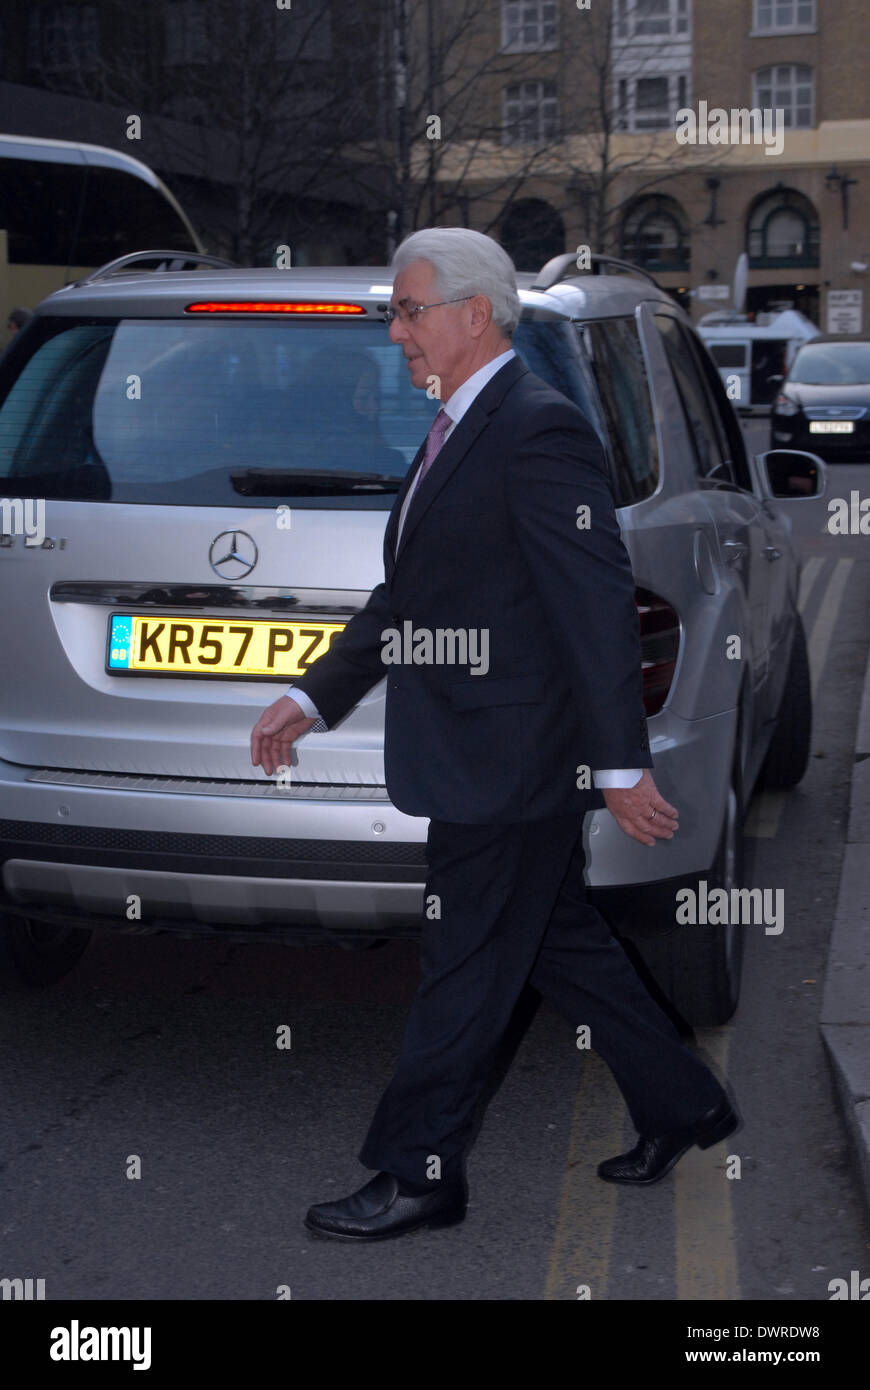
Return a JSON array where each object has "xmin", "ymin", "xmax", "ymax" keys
[
  {"xmin": 637, "ymin": 0, "xmax": 671, "ymax": 35},
  {"xmin": 746, "ymin": 188, "xmax": 819, "ymax": 267},
  {"xmin": 27, "ymin": 5, "xmax": 99, "ymax": 71},
  {"xmin": 615, "ymin": 0, "xmax": 690, "ymax": 41},
  {"xmin": 635, "ymin": 76, "xmax": 670, "ymax": 129},
  {"xmin": 616, "ymin": 73, "xmax": 690, "ymax": 132},
  {"xmin": 503, "ymin": 81, "xmax": 559, "ymax": 145},
  {"xmin": 753, "ymin": 64, "xmax": 814, "ymax": 127},
  {"xmin": 165, "ymin": 1, "xmax": 210, "ymax": 65},
  {"xmin": 501, "ymin": 0, "xmax": 558, "ymax": 52},
  {"xmin": 753, "ymin": 0, "xmax": 815, "ymax": 32},
  {"xmin": 622, "ymin": 195, "xmax": 690, "ymax": 270}
]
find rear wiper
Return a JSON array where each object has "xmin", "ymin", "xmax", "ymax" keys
[{"xmin": 231, "ymin": 468, "xmax": 405, "ymax": 496}]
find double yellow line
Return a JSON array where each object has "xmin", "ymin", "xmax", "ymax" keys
[
  {"xmin": 544, "ymin": 1031, "xmax": 737, "ymax": 1300},
  {"xmin": 545, "ymin": 554, "xmax": 853, "ymax": 1298}
]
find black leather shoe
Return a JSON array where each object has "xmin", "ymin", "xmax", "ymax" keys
[
  {"xmin": 304, "ymin": 1171, "xmax": 467, "ymax": 1241},
  {"xmin": 597, "ymin": 1098, "xmax": 739, "ymax": 1186}
]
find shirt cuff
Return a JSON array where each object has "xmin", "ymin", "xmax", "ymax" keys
[
  {"xmin": 592, "ymin": 769, "xmax": 644, "ymax": 789},
  {"xmin": 285, "ymin": 686, "xmax": 320, "ymax": 719}
]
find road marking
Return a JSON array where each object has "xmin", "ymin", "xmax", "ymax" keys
[
  {"xmin": 808, "ymin": 558, "xmax": 853, "ymax": 703},
  {"xmin": 544, "ymin": 1052, "xmax": 624, "ymax": 1300},
  {"xmin": 675, "ymin": 1027, "xmax": 740, "ymax": 1300},
  {"xmin": 797, "ymin": 556, "xmax": 824, "ymax": 613}
]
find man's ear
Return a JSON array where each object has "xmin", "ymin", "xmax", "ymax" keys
[{"xmin": 469, "ymin": 294, "xmax": 492, "ymax": 337}]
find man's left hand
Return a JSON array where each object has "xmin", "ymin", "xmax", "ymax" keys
[{"xmin": 602, "ymin": 770, "xmax": 678, "ymax": 847}]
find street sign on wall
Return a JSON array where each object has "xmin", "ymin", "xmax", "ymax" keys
[{"xmin": 826, "ymin": 289, "xmax": 863, "ymax": 334}]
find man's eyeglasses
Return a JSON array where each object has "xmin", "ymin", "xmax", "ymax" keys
[{"xmin": 381, "ymin": 296, "xmax": 474, "ymax": 326}]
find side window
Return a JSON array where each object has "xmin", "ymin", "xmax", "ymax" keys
[
  {"xmin": 654, "ymin": 312, "xmax": 734, "ymax": 483},
  {"xmin": 576, "ymin": 316, "xmax": 659, "ymax": 506},
  {"xmin": 76, "ymin": 165, "xmax": 198, "ymax": 264},
  {"xmin": 686, "ymin": 326, "xmax": 754, "ymax": 490},
  {"xmin": 0, "ymin": 156, "xmax": 85, "ymax": 265}
]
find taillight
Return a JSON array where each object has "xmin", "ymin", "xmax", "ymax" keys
[{"xmin": 635, "ymin": 587, "xmax": 680, "ymax": 716}]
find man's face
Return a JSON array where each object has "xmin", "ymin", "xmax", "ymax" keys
[{"xmin": 388, "ymin": 259, "xmax": 472, "ymax": 399}]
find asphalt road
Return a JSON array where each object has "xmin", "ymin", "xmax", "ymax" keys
[{"xmin": 2, "ymin": 425, "xmax": 869, "ymax": 1300}]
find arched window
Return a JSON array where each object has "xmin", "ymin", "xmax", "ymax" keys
[
  {"xmin": 621, "ymin": 195, "xmax": 689, "ymax": 271},
  {"xmin": 501, "ymin": 198, "xmax": 565, "ymax": 271},
  {"xmin": 746, "ymin": 188, "xmax": 819, "ymax": 267}
]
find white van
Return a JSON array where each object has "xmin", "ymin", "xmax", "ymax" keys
[{"xmin": 696, "ymin": 308, "xmax": 820, "ymax": 415}]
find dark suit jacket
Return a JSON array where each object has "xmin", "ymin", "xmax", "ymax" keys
[{"xmin": 294, "ymin": 355, "xmax": 653, "ymax": 824}]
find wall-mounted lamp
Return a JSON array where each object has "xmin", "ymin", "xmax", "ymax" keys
[
  {"xmin": 825, "ymin": 166, "xmax": 858, "ymax": 230},
  {"xmin": 703, "ymin": 176, "xmax": 724, "ymax": 227}
]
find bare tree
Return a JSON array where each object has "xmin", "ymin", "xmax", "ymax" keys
[
  {"xmin": 363, "ymin": 0, "xmax": 734, "ymax": 269},
  {"xmin": 16, "ymin": 0, "xmax": 734, "ymax": 268},
  {"xmin": 19, "ymin": 0, "xmax": 384, "ymax": 263},
  {"xmin": 346, "ymin": 0, "xmax": 577, "ymax": 253}
]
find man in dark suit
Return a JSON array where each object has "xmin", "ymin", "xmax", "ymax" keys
[{"xmin": 250, "ymin": 227, "xmax": 737, "ymax": 1241}]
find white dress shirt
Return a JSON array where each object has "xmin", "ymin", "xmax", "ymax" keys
[{"xmin": 286, "ymin": 348, "xmax": 642, "ymax": 790}]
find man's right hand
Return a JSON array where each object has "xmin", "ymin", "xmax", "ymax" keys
[{"xmin": 251, "ymin": 696, "xmax": 318, "ymax": 777}]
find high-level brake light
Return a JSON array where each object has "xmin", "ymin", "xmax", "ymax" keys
[{"xmin": 185, "ymin": 301, "xmax": 367, "ymax": 314}]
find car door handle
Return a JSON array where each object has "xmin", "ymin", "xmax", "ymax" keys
[
  {"xmin": 722, "ymin": 540, "xmax": 748, "ymax": 566},
  {"xmin": 764, "ymin": 545, "xmax": 783, "ymax": 562}
]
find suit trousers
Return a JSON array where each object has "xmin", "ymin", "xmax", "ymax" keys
[{"xmin": 358, "ymin": 814, "xmax": 728, "ymax": 1187}]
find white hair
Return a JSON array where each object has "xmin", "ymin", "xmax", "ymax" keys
[{"xmin": 391, "ymin": 227, "xmax": 521, "ymax": 336}]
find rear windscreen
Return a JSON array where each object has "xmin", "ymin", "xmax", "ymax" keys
[
  {"xmin": 0, "ymin": 318, "xmax": 441, "ymax": 508},
  {"xmin": 0, "ymin": 315, "xmax": 605, "ymax": 508}
]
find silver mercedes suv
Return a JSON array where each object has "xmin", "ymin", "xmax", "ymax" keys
[{"xmin": 0, "ymin": 249, "xmax": 825, "ymax": 1024}]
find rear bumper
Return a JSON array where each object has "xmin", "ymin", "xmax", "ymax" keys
[
  {"xmin": 0, "ymin": 705, "xmax": 736, "ymax": 939},
  {"xmin": 0, "ymin": 786, "xmax": 430, "ymax": 939}
]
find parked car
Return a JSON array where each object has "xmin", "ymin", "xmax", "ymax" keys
[
  {"xmin": 771, "ymin": 333, "xmax": 870, "ymax": 462},
  {"xmin": 0, "ymin": 249, "xmax": 826, "ymax": 1024}
]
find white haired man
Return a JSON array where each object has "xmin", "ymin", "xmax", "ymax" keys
[{"xmin": 251, "ymin": 227, "xmax": 738, "ymax": 1240}]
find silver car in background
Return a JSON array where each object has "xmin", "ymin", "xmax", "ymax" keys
[{"xmin": 0, "ymin": 250, "xmax": 826, "ymax": 1024}]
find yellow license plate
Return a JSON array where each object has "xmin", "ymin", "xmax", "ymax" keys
[
  {"xmin": 107, "ymin": 613, "xmax": 346, "ymax": 679},
  {"xmin": 809, "ymin": 421, "xmax": 854, "ymax": 433}
]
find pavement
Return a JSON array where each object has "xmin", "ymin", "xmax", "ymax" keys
[{"xmin": 821, "ymin": 637, "xmax": 870, "ymax": 1214}]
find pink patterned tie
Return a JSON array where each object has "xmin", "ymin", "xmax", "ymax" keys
[
  {"xmin": 415, "ymin": 407, "xmax": 452, "ymax": 489},
  {"xmin": 397, "ymin": 408, "xmax": 452, "ymax": 549}
]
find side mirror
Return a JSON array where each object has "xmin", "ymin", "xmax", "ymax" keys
[{"xmin": 754, "ymin": 449, "xmax": 827, "ymax": 500}]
